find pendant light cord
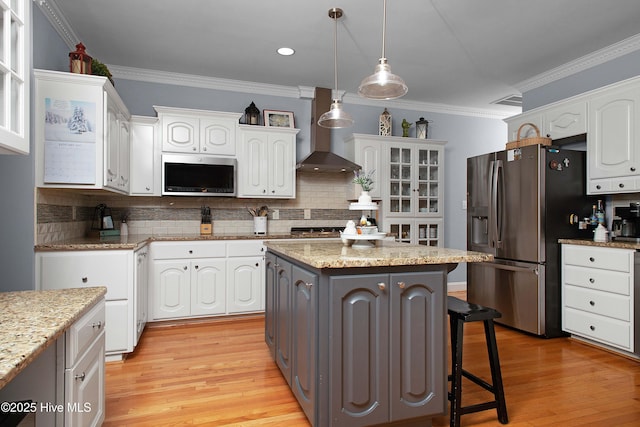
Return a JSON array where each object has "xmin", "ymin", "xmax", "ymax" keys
[
  {"xmin": 381, "ymin": 0, "xmax": 387, "ymax": 59},
  {"xmin": 333, "ymin": 13, "xmax": 339, "ymax": 94}
]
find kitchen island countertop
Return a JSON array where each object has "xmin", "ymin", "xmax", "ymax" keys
[
  {"xmin": 0, "ymin": 287, "xmax": 106, "ymax": 389},
  {"xmin": 264, "ymin": 240, "xmax": 493, "ymax": 269}
]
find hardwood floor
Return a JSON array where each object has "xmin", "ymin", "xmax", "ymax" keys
[{"xmin": 104, "ymin": 297, "xmax": 640, "ymax": 426}]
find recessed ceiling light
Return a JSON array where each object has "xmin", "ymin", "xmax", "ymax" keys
[{"xmin": 277, "ymin": 47, "xmax": 295, "ymax": 56}]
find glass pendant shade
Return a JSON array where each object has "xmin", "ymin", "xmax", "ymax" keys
[
  {"xmin": 318, "ymin": 99, "xmax": 354, "ymax": 128},
  {"xmin": 358, "ymin": 58, "xmax": 408, "ymax": 100}
]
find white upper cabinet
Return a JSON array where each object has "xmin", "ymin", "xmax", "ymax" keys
[
  {"xmin": 155, "ymin": 106, "xmax": 241, "ymax": 155},
  {"xmin": 130, "ymin": 116, "xmax": 160, "ymax": 196},
  {"xmin": 543, "ymin": 100, "xmax": 588, "ymax": 140},
  {"xmin": 344, "ymin": 134, "xmax": 383, "ymax": 200},
  {"xmin": 34, "ymin": 69, "xmax": 130, "ymax": 192},
  {"xmin": 237, "ymin": 125, "xmax": 299, "ymax": 198}
]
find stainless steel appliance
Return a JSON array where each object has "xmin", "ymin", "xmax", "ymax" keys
[
  {"xmin": 612, "ymin": 202, "xmax": 640, "ymax": 241},
  {"xmin": 162, "ymin": 154, "xmax": 236, "ymax": 196},
  {"xmin": 466, "ymin": 145, "xmax": 594, "ymax": 337}
]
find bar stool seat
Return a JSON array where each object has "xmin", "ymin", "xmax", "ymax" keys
[{"xmin": 447, "ymin": 296, "xmax": 508, "ymax": 427}]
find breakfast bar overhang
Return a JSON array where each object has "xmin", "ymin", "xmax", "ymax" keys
[{"xmin": 263, "ymin": 240, "xmax": 493, "ymax": 427}]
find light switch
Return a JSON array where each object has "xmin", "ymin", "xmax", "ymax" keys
[{"xmin": 462, "ymin": 200, "xmax": 467, "ymax": 210}]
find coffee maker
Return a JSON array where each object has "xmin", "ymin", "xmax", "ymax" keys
[{"xmin": 612, "ymin": 202, "xmax": 640, "ymax": 241}]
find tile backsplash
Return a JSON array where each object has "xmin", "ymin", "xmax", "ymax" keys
[{"xmin": 36, "ymin": 173, "xmax": 360, "ymax": 243}]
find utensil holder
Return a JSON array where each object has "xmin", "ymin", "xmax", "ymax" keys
[{"xmin": 254, "ymin": 216, "xmax": 267, "ymax": 235}]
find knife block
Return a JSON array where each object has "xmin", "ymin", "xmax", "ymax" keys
[{"xmin": 200, "ymin": 224, "xmax": 212, "ymax": 235}]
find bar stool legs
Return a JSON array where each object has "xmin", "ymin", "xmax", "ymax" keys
[{"xmin": 448, "ymin": 296, "xmax": 508, "ymax": 427}]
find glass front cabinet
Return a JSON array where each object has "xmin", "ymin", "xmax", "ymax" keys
[{"xmin": 345, "ymin": 134, "xmax": 446, "ymax": 247}]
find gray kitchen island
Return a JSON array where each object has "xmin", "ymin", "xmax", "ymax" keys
[{"xmin": 264, "ymin": 240, "xmax": 492, "ymax": 427}]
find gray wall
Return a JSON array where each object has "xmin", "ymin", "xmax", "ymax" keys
[
  {"xmin": 523, "ymin": 50, "xmax": 640, "ymax": 110},
  {"xmin": 0, "ymin": 7, "xmax": 69, "ymax": 291}
]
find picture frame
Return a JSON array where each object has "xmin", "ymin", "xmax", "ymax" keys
[{"xmin": 263, "ymin": 110, "xmax": 295, "ymax": 128}]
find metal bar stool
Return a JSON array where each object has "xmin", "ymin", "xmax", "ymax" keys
[{"xmin": 447, "ymin": 296, "xmax": 508, "ymax": 427}]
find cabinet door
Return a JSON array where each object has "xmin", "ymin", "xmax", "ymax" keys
[
  {"xmin": 238, "ymin": 130, "xmax": 268, "ymax": 196},
  {"xmin": 543, "ymin": 100, "xmax": 587, "ymax": 140},
  {"xmin": 135, "ymin": 248, "xmax": 149, "ymax": 345},
  {"xmin": 227, "ymin": 257, "xmax": 264, "ymax": 313},
  {"xmin": 389, "ymin": 271, "xmax": 446, "ymax": 420},
  {"xmin": 329, "ymin": 274, "xmax": 389, "ymax": 427},
  {"xmin": 105, "ymin": 100, "xmax": 120, "ymax": 189},
  {"xmin": 268, "ymin": 133, "xmax": 295, "ymax": 197},
  {"xmin": 588, "ymin": 86, "xmax": 640, "ymax": 180},
  {"xmin": 200, "ymin": 116, "xmax": 236, "ymax": 155},
  {"xmin": 388, "ymin": 145, "xmax": 414, "ymax": 215},
  {"xmin": 191, "ymin": 259, "xmax": 226, "ymax": 316},
  {"xmin": 65, "ymin": 332, "xmax": 105, "ymax": 427},
  {"xmin": 416, "ymin": 146, "xmax": 443, "ymax": 216},
  {"xmin": 415, "ymin": 218, "xmax": 444, "ymax": 247},
  {"xmin": 105, "ymin": 300, "xmax": 131, "ymax": 354},
  {"xmin": 275, "ymin": 258, "xmax": 293, "ymax": 385},
  {"xmin": 162, "ymin": 114, "xmax": 199, "ymax": 152},
  {"xmin": 505, "ymin": 113, "xmax": 544, "ymax": 142},
  {"xmin": 130, "ymin": 116, "xmax": 159, "ymax": 195},
  {"xmin": 291, "ymin": 265, "xmax": 318, "ymax": 422},
  {"xmin": 264, "ymin": 252, "xmax": 277, "ymax": 358},
  {"xmin": 152, "ymin": 260, "xmax": 191, "ymax": 319},
  {"xmin": 118, "ymin": 118, "xmax": 130, "ymax": 192},
  {"xmin": 353, "ymin": 139, "xmax": 382, "ymax": 200}
]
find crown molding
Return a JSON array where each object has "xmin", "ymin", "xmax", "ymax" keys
[
  {"xmin": 516, "ymin": 33, "xmax": 640, "ymax": 93},
  {"xmin": 34, "ymin": 0, "xmax": 79, "ymax": 49}
]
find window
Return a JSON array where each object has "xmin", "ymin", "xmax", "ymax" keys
[{"xmin": 0, "ymin": 0, "xmax": 29, "ymax": 154}]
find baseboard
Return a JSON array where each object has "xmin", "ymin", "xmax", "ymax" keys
[{"xmin": 447, "ymin": 281, "xmax": 466, "ymax": 292}]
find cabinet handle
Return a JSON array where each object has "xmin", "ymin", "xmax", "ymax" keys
[
  {"xmin": 145, "ymin": 186, "xmax": 151, "ymax": 191},
  {"xmin": 91, "ymin": 321, "xmax": 103, "ymax": 329},
  {"xmin": 589, "ymin": 325, "xmax": 596, "ymax": 331},
  {"xmin": 305, "ymin": 282, "xmax": 313, "ymax": 290},
  {"xmin": 589, "ymin": 300, "xmax": 595, "ymax": 306},
  {"xmin": 75, "ymin": 372, "xmax": 86, "ymax": 382},
  {"xmin": 589, "ymin": 257, "xmax": 595, "ymax": 262},
  {"xmin": 397, "ymin": 281, "xmax": 406, "ymax": 289},
  {"xmin": 378, "ymin": 282, "xmax": 386, "ymax": 290},
  {"xmin": 631, "ymin": 167, "xmax": 637, "ymax": 172},
  {"xmin": 81, "ymin": 277, "xmax": 88, "ymax": 283},
  {"xmin": 589, "ymin": 277, "xmax": 595, "ymax": 283}
]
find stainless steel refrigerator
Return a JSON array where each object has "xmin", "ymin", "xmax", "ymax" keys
[{"xmin": 466, "ymin": 144, "xmax": 594, "ymax": 337}]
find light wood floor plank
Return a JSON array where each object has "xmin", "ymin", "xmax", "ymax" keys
[{"xmin": 105, "ymin": 296, "xmax": 639, "ymax": 426}]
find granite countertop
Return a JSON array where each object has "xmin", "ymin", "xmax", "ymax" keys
[
  {"xmin": 559, "ymin": 238, "xmax": 640, "ymax": 250},
  {"xmin": 34, "ymin": 232, "xmax": 340, "ymax": 251},
  {"xmin": 264, "ymin": 240, "xmax": 493, "ymax": 269},
  {"xmin": 0, "ymin": 287, "xmax": 107, "ymax": 390}
]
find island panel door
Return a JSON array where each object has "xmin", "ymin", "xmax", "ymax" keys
[
  {"xmin": 329, "ymin": 274, "xmax": 390, "ymax": 427},
  {"xmin": 275, "ymin": 258, "xmax": 293, "ymax": 385},
  {"xmin": 389, "ymin": 270, "xmax": 447, "ymax": 420}
]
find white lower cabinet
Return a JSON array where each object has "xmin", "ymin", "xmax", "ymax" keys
[
  {"xmin": 36, "ymin": 250, "xmax": 138, "ymax": 359},
  {"xmin": 149, "ymin": 240, "xmax": 265, "ymax": 321},
  {"xmin": 561, "ymin": 244, "xmax": 637, "ymax": 354}
]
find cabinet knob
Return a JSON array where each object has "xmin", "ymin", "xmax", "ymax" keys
[
  {"xmin": 589, "ymin": 277, "xmax": 595, "ymax": 283},
  {"xmin": 619, "ymin": 183, "xmax": 625, "ymax": 188},
  {"xmin": 263, "ymin": 189, "xmax": 266, "ymax": 194},
  {"xmin": 255, "ymin": 263, "xmax": 259, "ymax": 267},
  {"xmin": 189, "ymin": 250, "xmax": 193, "ymax": 254},
  {"xmin": 378, "ymin": 282, "xmax": 386, "ymax": 290},
  {"xmin": 91, "ymin": 321, "xmax": 103, "ymax": 329},
  {"xmin": 631, "ymin": 167, "xmax": 637, "ymax": 172},
  {"xmin": 74, "ymin": 372, "xmax": 86, "ymax": 382},
  {"xmin": 183, "ymin": 266, "xmax": 188, "ymax": 270},
  {"xmin": 192, "ymin": 147, "xmax": 197, "ymax": 151},
  {"xmin": 596, "ymin": 184, "xmax": 601, "ymax": 190},
  {"xmin": 194, "ymin": 265, "xmax": 199, "ymax": 270},
  {"xmin": 397, "ymin": 281, "xmax": 406, "ymax": 289},
  {"xmin": 82, "ymin": 277, "xmax": 88, "ymax": 283},
  {"xmin": 589, "ymin": 300, "xmax": 595, "ymax": 306},
  {"xmin": 589, "ymin": 257, "xmax": 595, "ymax": 262},
  {"xmin": 145, "ymin": 186, "xmax": 151, "ymax": 191},
  {"xmin": 305, "ymin": 282, "xmax": 313, "ymax": 290},
  {"xmin": 589, "ymin": 325, "xmax": 596, "ymax": 331}
]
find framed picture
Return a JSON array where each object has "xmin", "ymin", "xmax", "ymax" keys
[{"xmin": 263, "ymin": 110, "xmax": 295, "ymax": 128}]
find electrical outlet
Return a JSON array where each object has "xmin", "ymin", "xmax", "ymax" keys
[
  {"xmin": 462, "ymin": 200, "xmax": 467, "ymax": 210},
  {"xmin": 304, "ymin": 209, "xmax": 311, "ymax": 219},
  {"xmin": 272, "ymin": 209, "xmax": 279, "ymax": 220}
]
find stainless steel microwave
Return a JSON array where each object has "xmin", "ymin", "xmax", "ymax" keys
[{"xmin": 161, "ymin": 154, "xmax": 236, "ymax": 196}]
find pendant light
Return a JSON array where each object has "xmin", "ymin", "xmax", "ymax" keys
[
  {"xmin": 358, "ymin": 0, "xmax": 408, "ymax": 100},
  {"xmin": 318, "ymin": 8, "xmax": 354, "ymax": 129}
]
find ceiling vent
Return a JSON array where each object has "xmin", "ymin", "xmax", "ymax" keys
[{"xmin": 492, "ymin": 94, "xmax": 523, "ymax": 107}]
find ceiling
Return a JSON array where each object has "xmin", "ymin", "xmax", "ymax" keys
[{"xmin": 45, "ymin": 0, "xmax": 640, "ymax": 117}]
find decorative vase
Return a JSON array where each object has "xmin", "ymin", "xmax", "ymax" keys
[
  {"xmin": 358, "ymin": 191, "xmax": 372, "ymax": 204},
  {"xmin": 120, "ymin": 221, "xmax": 128, "ymax": 236},
  {"xmin": 254, "ymin": 216, "xmax": 267, "ymax": 235}
]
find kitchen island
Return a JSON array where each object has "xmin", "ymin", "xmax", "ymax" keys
[{"xmin": 264, "ymin": 240, "xmax": 492, "ymax": 427}]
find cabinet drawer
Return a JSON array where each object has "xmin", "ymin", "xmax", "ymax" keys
[
  {"xmin": 227, "ymin": 240, "xmax": 265, "ymax": 257},
  {"xmin": 563, "ymin": 308, "xmax": 631, "ymax": 351},
  {"xmin": 563, "ymin": 245, "xmax": 632, "ymax": 272},
  {"xmin": 564, "ymin": 285, "xmax": 631, "ymax": 321},
  {"xmin": 66, "ymin": 299, "xmax": 106, "ymax": 367},
  {"xmin": 151, "ymin": 241, "xmax": 226, "ymax": 259},
  {"xmin": 563, "ymin": 265, "xmax": 631, "ymax": 295}
]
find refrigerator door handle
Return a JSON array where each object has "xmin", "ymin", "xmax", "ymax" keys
[
  {"xmin": 486, "ymin": 262, "xmax": 539, "ymax": 274},
  {"xmin": 489, "ymin": 160, "xmax": 504, "ymax": 249},
  {"xmin": 496, "ymin": 159, "xmax": 505, "ymax": 249}
]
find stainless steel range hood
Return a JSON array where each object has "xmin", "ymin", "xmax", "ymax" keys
[{"xmin": 296, "ymin": 87, "xmax": 361, "ymax": 173}]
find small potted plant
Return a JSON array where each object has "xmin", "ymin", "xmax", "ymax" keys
[
  {"xmin": 91, "ymin": 58, "xmax": 114, "ymax": 86},
  {"xmin": 353, "ymin": 170, "xmax": 375, "ymax": 204}
]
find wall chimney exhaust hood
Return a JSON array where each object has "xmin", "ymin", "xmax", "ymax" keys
[{"xmin": 296, "ymin": 87, "xmax": 361, "ymax": 173}]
